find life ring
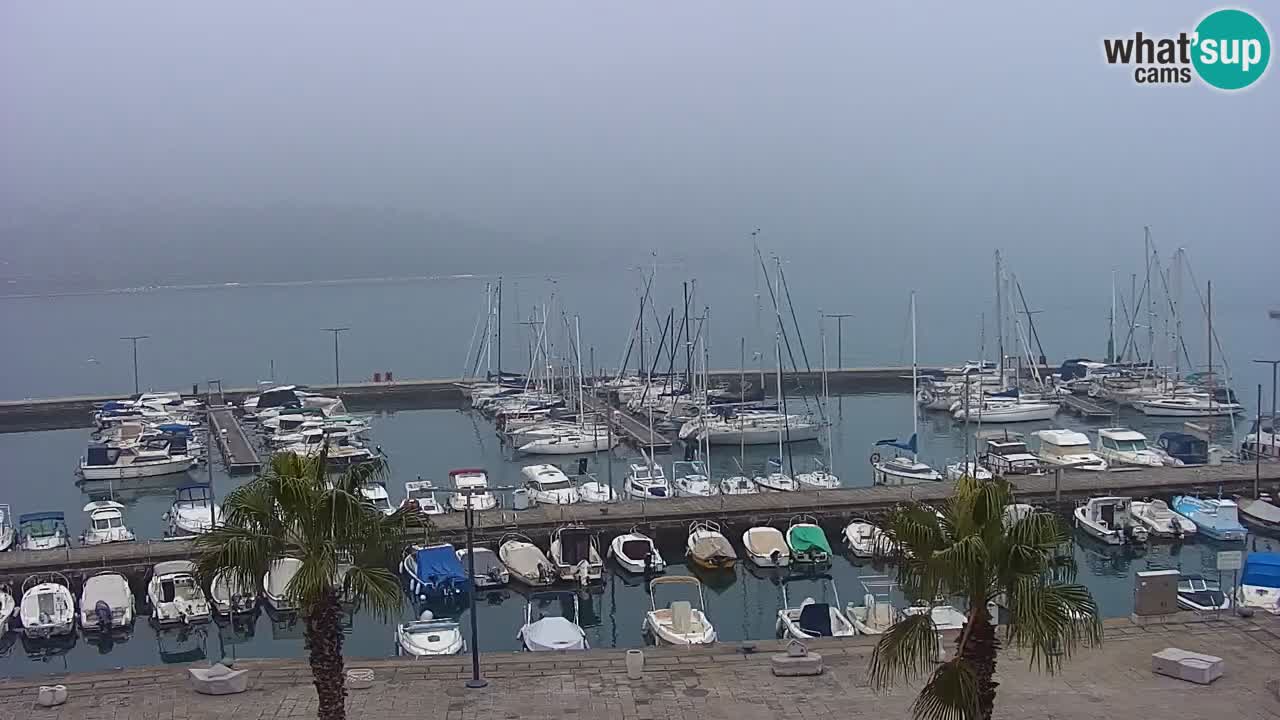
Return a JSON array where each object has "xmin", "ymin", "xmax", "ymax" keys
[{"xmin": 870, "ymin": 452, "xmax": 881, "ymax": 465}]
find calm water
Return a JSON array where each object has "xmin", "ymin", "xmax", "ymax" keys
[{"xmin": 1, "ymin": 400, "xmax": 1277, "ymax": 678}]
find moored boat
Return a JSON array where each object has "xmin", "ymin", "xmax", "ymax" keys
[{"xmin": 686, "ymin": 520, "xmax": 736, "ymax": 570}]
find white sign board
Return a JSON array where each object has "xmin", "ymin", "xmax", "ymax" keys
[{"xmin": 1216, "ymin": 550, "xmax": 1243, "ymax": 572}]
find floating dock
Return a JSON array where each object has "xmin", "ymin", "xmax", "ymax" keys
[
  {"xmin": 1061, "ymin": 394, "xmax": 1115, "ymax": 419},
  {"xmin": 207, "ymin": 406, "xmax": 260, "ymax": 474},
  {"xmin": 582, "ymin": 396, "xmax": 674, "ymax": 452}
]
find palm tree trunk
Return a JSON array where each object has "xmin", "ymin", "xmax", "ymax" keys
[
  {"xmin": 958, "ymin": 606, "xmax": 1000, "ymax": 720},
  {"xmin": 304, "ymin": 590, "xmax": 347, "ymax": 720}
]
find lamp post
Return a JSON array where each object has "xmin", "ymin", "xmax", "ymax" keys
[
  {"xmin": 321, "ymin": 328, "xmax": 349, "ymax": 387},
  {"xmin": 823, "ymin": 314, "xmax": 852, "ymax": 418},
  {"xmin": 120, "ymin": 335, "xmax": 149, "ymax": 395},
  {"xmin": 463, "ymin": 490, "xmax": 486, "ymax": 689}
]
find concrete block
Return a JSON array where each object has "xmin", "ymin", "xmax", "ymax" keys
[
  {"xmin": 1151, "ymin": 647, "xmax": 1224, "ymax": 685},
  {"xmin": 771, "ymin": 641, "xmax": 823, "ymax": 677},
  {"xmin": 188, "ymin": 664, "xmax": 250, "ymax": 695}
]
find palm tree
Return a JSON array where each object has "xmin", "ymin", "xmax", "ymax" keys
[
  {"xmin": 868, "ymin": 476, "xmax": 1101, "ymax": 720},
  {"xmin": 195, "ymin": 450, "xmax": 427, "ymax": 720}
]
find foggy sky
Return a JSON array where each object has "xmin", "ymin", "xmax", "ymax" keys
[{"xmin": 1, "ymin": 2, "xmax": 1276, "ymax": 288}]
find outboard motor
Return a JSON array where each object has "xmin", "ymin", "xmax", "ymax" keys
[{"xmin": 94, "ymin": 600, "xmax": 113, "ymax": 630}]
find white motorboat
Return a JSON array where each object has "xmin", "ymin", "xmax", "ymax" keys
[
  {"xmin": 873, "ymin": 454, "xmax": 943, "ymax": 486},
  {"xmin": 19, "ymin": 573, "xmax": 75, "ymax": 638},
  {"xmin": 521, "ymin": 464, "xmax": 581, "ymax": 505},
  {"xmin": 549, "ymin": 525, "xmax": 604, "ymax": 585},
  {"xmin": 448, "ymin": 468, "xmax": 498, "ymax": 512},
  {"xmin": 164, "ymin": 483, "xmax": 222, "ymax": 538},
  {"xmin": 1173, "ymin": 496, "xmax": 1247, "ymax": 541},
  {"xmin": 79, "ymin": 441, "xmax": 194, "ymax": 481},
  {"xmin": 1236, "ymin": 553, "xmax": 1280, "ymax": 615},
  {"xmin": 978, "ymin": 433, "xmax": 1046, "ymax": 476},
  {"xmin": 17, "ymin": 512, "xmax": 69, "ymax": 551},
  {"xmin": 1237, "ymin": 496, "xmax": 1280, "ymax": 533},
  {"xmin": 776, "ymin": 574, "xmax": 856, "ymax": 639},
  {"xmin": 456, "ymin": 546, "xmax": 509, "ymax": 588},
  {"xmin": 519, "ymin": 591, "xmax": 589, "ymax": 651},
  {"xmin": 944, "ymin": 460, "xmax": 993, "ymax": 481},
  {"xmin": 742, "ymin": 526, "xmax": 790, "ymax": 568},
  {"xmin": 1135, "ymin": 395, "xmax": 1243, "ymax": 417},
  {"xmin": 903, "ymin": 601, "xmax": 967, "ymax": 631},
  {"xmin": 1177, "ymin": 575, "xmax": 1231, "ymax": 612},
  {"xmin": 609, "ymin": 528, "xmax": 665, "ymax": 574},
  {"xmin": 78, "ymin": 572, "xmax": 134, "ymax": 632},
  {"xmin": 625, "ymin": 461, "xmax": 671, "ymax": 500},
  {"xmin": 1242, "ymin": 416, "xmax": 1278, "ymax": 460},
  {"xmin": 359, "ymin": 482, "xmax": 396, "ymax": 516},
  {"xmin": 210, "ymin": 571, "xmax": 257, "ymax": 615},
  {"xmin": 396, "ymin": 610, "xmax": 465, "ymax": 656},
  {"xmin": 1130, "ymin": 499, "xmax": 1196, "ymax": 539},
  {"xmin": 685, "ymin": 413, "xmax": 822, "ymax": 445},
  {"xmin": 719, "ymin": 475, "xmax": 759, "ymax": 495},
  {"xmin": 644, "ymin": 576, "xmax": 717, "ymax": 646},
  {"xmin": 671, "ymin": 460, "xmax": 719, "ymax": 497},
  {"xmin": 1034, "ymin": 430, "xmax": 1108, "ymax": 472},
  {"xmin": 147, "ymin": 560, "xmax": 211, "ymax": 625},
  {"xmin": 843, "ymin": 519, "xmax": 895, "ymax": 558},
  {"xmin": 846, "ymin": 577, "xmax": 902, "ymax": 635},
  {"xmin": 1002, "ymin": 503, "xmax": 1036, "ymax": 528},
  {"xmin": 0, "ymin": 585, "xmax": 14, "ymax": 634},
  {"xmin": 498, "ymin": 533, "xmax": 556, "ymax": 587},
  {"xmin": 953, "ymin": 399, "xmax": 1058, "ymax": 423},
  {"xmin": 578, "ymin": 478, "xmax": 618, "ymax": 503},
  {"xmin": 1074, "ymin": 496, "xmax": 1147, "ymax": 545},
  {"xmin": 518, "ymin": 430, "xmax": 616, "ymax": 455},
  {"xmin": 1096, "ymin": 428, "xmax": 1164, "ymax": 468},
  {"xmin": 79, "ymin": 500, "xmax": 137, "ymax": 546},
  {"xmin": 401, "ymin": 480, "xmax": 447, "ymax": 516},
  {"xmin": 0, "ymin": 504, "xmax": 14, "ymax": 552},
  {"xmin": 686, "ymin": 520, "xmax": 736, "ymax": 570},
  {"xmin": 263, "ymin": 558, "xmax": 303, "ymax": 612}
]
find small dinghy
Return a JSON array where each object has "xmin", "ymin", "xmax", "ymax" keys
[
  {"xmin": 643, "ymin": 576, "xmax": 717, "ymax": 646},
  {"xmin": 78, "ymin": 572, "xmax": 134, "ymax": 632},
  {"xmin": 396, "ymin": 610, "xmax": 464, "ymax": 656},
  {"xmin": 843, "ymin": 519, "xmax": 895, "ymax": 558},
  {"xmin": 776, "ymin": 574, "xmax": 856, "ymax": 639},
  {"xmin": 147, "ymin": 560, "xmax": 212, "ymax": 625},
  {"xmin": 400, "ymin": 544, "xmax": 470, "ymax": 602},
  {"xmin": 1177, "ymin": 574, "xmax": 1231, "ymax": 612},
  {"xmin": 80, "ymin": 501, "xmax": 137, "ymax": 546},
  {"xmin": 401, "ymin": 480, "xmax": 447, "ymax": 516},
  {"xmin": 846, "ymin": 576, "xmax": 902, "ymax": 635},
  {"xmin": 210, "ymin": 571, "xmax": 257, "ymax": 615},
  {"xmin": 499, "ymin": 533, "xmax": 556, "ymax": 587},
  {"xmin": 550, "ymin": 525, "xmax": 604, "ymax": 585},
  {"xmin": 519, "ymin": 591, "xmax": 589, "ymax": 652},
  {"xmin": 686, "ymin": 520, "xmax": 736, "ymax": 570},
  {"xmin": 456, "ymin": 546, "xmax": 509, "ymax": 588},
  {"xmin": 786, "ymin": 515, "xmax": 832, "ymax": 565},
  {"xmin": 19, "ymin": 572, "xmax": 75, "ymax": 639},
  {"xmin": 742, "ymin": 526, "xmax": 790, "ymax": 568},
  {"xmin": 609, "ymin": 527, "xmax": 665, "ymax": 574}
]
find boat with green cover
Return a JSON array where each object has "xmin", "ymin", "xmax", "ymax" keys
[{"xmin": 786, "ymin": 515, "xmax": 831, "ymax": 564}]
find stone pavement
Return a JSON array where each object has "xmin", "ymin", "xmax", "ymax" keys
[{"xmin": 2, "ymin": 613, "xmax": 1278, "ymax": 720}]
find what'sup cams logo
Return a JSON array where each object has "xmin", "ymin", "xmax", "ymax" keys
[{"xmin": 1104, "ymin": 8, "xmax": 1270, "ymax": 89}]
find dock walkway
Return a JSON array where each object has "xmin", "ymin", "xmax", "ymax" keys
[
  {"xmin": 1061, "ymin": 394, "xmax": 1115, "ymax": 419},
  {"xmin": 207, "ymin": 406, "xmax": 260, "ymax": 474},
  {"xmin": 583, "ymin": 396, "xmax": 674, "ymax": 452}
]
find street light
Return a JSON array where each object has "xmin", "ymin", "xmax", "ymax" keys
[
  {"xmin": 321, "ymin": 328, "xmax": 349, "ymax": 387},
  {"xmin": 452, "ymin": 482, "xmax": 518, "ymax": 690},
  {"xmin": 120, "ymin": 335, "xmax": 149, "ymax": 395}
]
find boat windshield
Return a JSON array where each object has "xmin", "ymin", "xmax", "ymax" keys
[
  {"xmin": 93, "ymin": 515, "xmax": 124, "ymax": 530},
  {"xmin": 536, "ymin": 479, "xmax": 570, "ymax": 491},
  {"xmin": 25, "ymin": 519, "xmax": 61, "ymax": 537}
]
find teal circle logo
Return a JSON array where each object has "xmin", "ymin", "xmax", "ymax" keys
[{"xmin": 1193, "ymin": 9, "xmax": 1270, "ymax": 90}]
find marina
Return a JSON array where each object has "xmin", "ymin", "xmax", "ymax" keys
[{"xmin": 206, "ymin": 407, "xmax": 260, "ymax": 474}]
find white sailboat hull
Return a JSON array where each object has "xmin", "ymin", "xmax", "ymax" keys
[
  {"xmin": 954, "ymin": 403, "xmax": 1058, "ymax": 423},
  {"xmin": 704, "ymin": 424, "xmax": 821, "ymax": 445}
]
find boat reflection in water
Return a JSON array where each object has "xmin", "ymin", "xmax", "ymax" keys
[
  {"xmin": 157, "ymin": 624, "xmax": 207, "ymax": 664},
  {"xmin": 22, "ymin": 632, "xmax": 77, "ymax": 663}
]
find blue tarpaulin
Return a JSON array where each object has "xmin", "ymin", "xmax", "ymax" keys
[
  {"xmin": 1242, "ymin": 553, "xmax": 1280, "ymax": 589},
  {"xmin": 406, "ymin": 544, "xmax": 469, "ymax": 598}
]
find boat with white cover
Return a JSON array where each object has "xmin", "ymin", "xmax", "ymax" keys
[
  {"xmin": 1130, "ymin": 499, "xmax": 1196, "ymax": 539},
  {"xmin": 1237, "ymin": 496, "xmax": 1280, "ymax": 533},
  {"xmin": 644, "ymin": 576, "xmax": 717, "ymax": 645},
  {"xmin": 1074, "ymin": 496, "xmax": 1147, "ymax": 545},
  {"xmin": 846, "ymin": 577, "xmax": 902, "ymax": 635},
  {"xmin": 1034, "ymin": 430, "xmax": 1108, "ymax": 471},
  {"xmin": 19, "ymin": 573, "xmax": 75, "ymax": 639},
  {"xmin": 79, "ymin": 501, "xmax": 137, "ymax": 546},
  {"xmin": 498, "ymin": 534, "xmax": 556, "ymax": 587},
  {"xmin": 448, "ymin": 468, "xmax": 498, "ymax": 511},
  {"xmin": 17, "ymin": 512, "xmax": 69, "ymax": 551},
  {"xmin": 396, "ymin": 610, "xmax": 465, "ymax": 656},
  {"xmin": 671, "ymin": 460, "xmax": 718, "ymax": 497},
  {"xmin": 164, "ymin": 483, "xmax": 222, "ymax": 538},
  {"xmin": 549, "ymin": 525, "xmax": 603, "ymax": 585},
  {"xmin": 843, "ymin": 519, "xmax": 895, "ymax": 558},
  {"xmin": 686, "ymin": 520, "xmax": 736, "ymax": 570},
  {"xmin": 210, "ymin": 571, "xmax": 257, "ymax": 615},
  {"xmin": 742, "ymin": 526, "xmax": 790, "ymax": 568},
  {"xmin": 78, "ymin": 572, "xmax": 134, "ymax": 632},
  {"xmin": 609, "ymin": 528, "xmax": 665, "ymax": 574},
  {"xmin": 147, "ymin": 560, "xmax": 211, "ymax": 625},
  {"xmin": 456, "ymin": 546, "xmax": 509, "ymax": 588},
  {"xmin": 263, "ymin": 558, "xmax": 303, "ymax": 612},
  {"xmin": 1096, "ymin": 428, "xmax": 1164, "ymax": 468},
  {"xmin": 519, "ymin": 591, "xmax": 589, "ymax": 651},
  {"xmin": 521, "ymin": 464, "xmax": 581, "ymax": 505},
  {"xmin": 776, "ymin": 574, "xmax": 856, "ymax": 639},
  {"xmin": 401, "ymin": 480, "xmax": 447, "ymax": 516},
  {"xmin": 1177, "ymin": 575, "xmax": 1231, "ymax": 612}
]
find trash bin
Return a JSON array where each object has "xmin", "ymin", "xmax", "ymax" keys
[
  {"xmin": 512, "ymin": 488, "xmax": 531, "ymax": 510},
  {"xmin": 1207, "ymin": 446, "xmax": 1224, "ymax": 466}
]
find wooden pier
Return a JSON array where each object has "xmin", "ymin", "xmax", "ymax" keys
[
  {"xmin": 582, "ymin": 396, "xmax": 674, "ymax": 452},
  {"xmin": 1061, "ymin": 394, "xmax": 1115, "ymax": 419},
  {"xmin": 207, "ymin": 406, "xmax": 260, "ymax": 474}
]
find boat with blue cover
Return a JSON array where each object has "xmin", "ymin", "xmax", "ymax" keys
[
  {"xmin": 1236, "ymin": 552, "xmax": 1280, "ymax": 615},
  {"xmin": 401, "ymin": 544, "xmax": 470, "ymax": 602},
  {"xmin": 1171, "ymin": 496, "xmax": 1247, "ymax": 541}
]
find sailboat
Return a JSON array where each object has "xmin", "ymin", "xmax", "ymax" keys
[
  {"xmin": 873, "ymin": 292, "xmax": 942, "ymax": 486},
  {"xmin": 753, "ymin": 333, "xmax": 798, "ymax": 492}
]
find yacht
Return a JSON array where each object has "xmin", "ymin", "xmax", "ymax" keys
[
  {"xmin": 360, "ymin": 482, "xmax": 396, "ymax": 516},
  {"xmin": 79, "ymin": 501, "xmax": 136, "ymax": 545},
  {"xmin": 18, "ymin": 512, "xmax": 69, "ymax": 551},
  {"xmin": 795, "ymin": 461, "xmax": 840, "ymax": 490},
  {"xmin": 401, "ymin": 480, "xmax": 447, "ymax": 515},
  {"xmin": 0, "ymin": 504, "xmax": 14, "ymax": 552},
  {"xmin": 671, "ymin": 460, "xmax": 718, "ymax": 497},
  {"xmin": 953, "ymin": 398, "xmax": 1058, "ymax": 423},
  {"xmin": 753, "ymin": 458, "xmax": 798, "ymax": 492},
  {"xmin": 447, "ymin": 468, "xmax": 498, "ymax": 512},
  {"xmin": 1154, "ymin": 432, "xmax": 1209, "ymax": 466},
  {"xmin": 1242, "ymin": 416, "xmax": 1279, "ymax": 460},
  {"xmin": 521, "ymin": 464, "xmax": 581, "ymax": 505},
  {"xmin": 680, "ymin": 412, "xmax": 821, "ymax": 446},
  {"xmin": 1034, "ymin": 430, "xmax": 1107, "ymax": 472},
  {"xmin": 873, "ymin": 452, "xmax": 943, "ymax": 486},
  {"xmin": 79, "ymin": 441, "xmax": 194, "ymax": 481},
  {"xmin": 517, "ymin": 429, "xmax": 616, "ymax": 455},
  {"xmin": 577, "ymin": 476, "xmax": 618, "ymax": 503},
  {"xmin": 624, "ymin": 460, "xmax": 671, "ymax": 500},
  {"xmin": 1171, "ymin": 496, "xmax": 1247, "ymax": 541},
  {"xmin": 718, "ymin": 475, "xmax": 759, "ymax": 495},
  {"xmin": 1074, "ymin": 496, "xmax": 1147, "ymax": 545},
  {"xmin": 1130, "ymin": 499, "xmax": 1196, "ymax": 539},
  {"xmin": 1096, "ymin": 428, "xmax": 1164, "ymax": 468},
  {"xmin": 977, "ymin": 433, "xmax": 1044, "ymax": 476}
]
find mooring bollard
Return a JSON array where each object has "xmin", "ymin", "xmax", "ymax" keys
[{"xmin": 625, "ymin": 649, "xmax": 645, "ymax": 679}]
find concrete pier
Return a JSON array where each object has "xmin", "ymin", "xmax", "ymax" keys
[{"xmin": 207, "ymin": 406, "xmax": 260, "ymax": 474}]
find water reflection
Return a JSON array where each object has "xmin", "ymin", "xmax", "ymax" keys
[{"xmin": 156, "ymin": 625, "xmax": 207, "ymax": 664}]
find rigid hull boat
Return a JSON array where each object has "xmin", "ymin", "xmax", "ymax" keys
[
  {"xmin": 1172, "ymin": 496, "xmax": 1247, "ymax": 541},
  {"xmin": 448, "ymin": 468, "xmax": 498, "ymax": 512},
  {"xmin": 1096, "ymin": 428, "xmax": 1164, "ymax": 468},
  {"xmin": 79, "ymin": 442, "xmax": 194, "ymax": 481},
  {"xmin": 521, "ymin": 464, "xmax": 581, "ymax": 505},
  {"xmin": 402, "ymin": 480, "xmax": 447, "ymax": 516},
  {"xmin": 456, "ymin": 547, "xmax": 510, "ymax": 588},
  {"xmin": 165, "ymin": 483, "xmax": 222, "ymax": 538},
  {"xmin": 79, "ymin": 572, "xmax": 135, "ymax": 633},
  {"xmin": 873, "ymin": 454, "xmax": 943, "ymax": 486},
  {"xmin": 79, "ymin": 501, "xmax": 137, "ymax": 546},
  {"xmin": 609, "ymin": 528, "xmax": 665, "ymax": 574},
  {"xmin": 147, "ymin": 561, "xmax": 212, "ymax": 625},
  {"xmin": 1236, "ymin": 553, "xmax": 1280, "ymax": 615},
  {"xmin": 18, "ymin": 512, "xmax": 69, "ymax": 551},
  {"xmin": 19, "ymin": 573, "xmax": 76, "ymax": 639},
  {"xmin": 671, "ymin": 461, "xmax": 719, "ymax": 497},
  {"xmin": 396, "ymin": 611, "xmax": 465, "ymax": 656},
  {"xmin": 643, "ymin": 576, "xmax": 717, "ymax": 646},
  {"xmin": 1130, "ymin": 499, "xmax": 1196, "ymax": 539},
  {"xmin": 776, "ymin": 575, "xmax": 856, "ymax": 639},
  {"xmin": 549, "ymin": 525, "xmax": 604, "ymax": 585},
  {"xmin": 499, "ymin": 534, "xmax": 556, "ymax": 587},
  {"xmin": 400, "ymin": 544, "xmax": 470, "ymax": 602},
  {"xmin": 519, "ymin": 592, "xmax": 588, "ymax": 651},
  {"xmin": 1074, "ymin": 496, "xmax": 1147, "ymax": 545},
  {"xmin": 1034, "ymin": 430, "xmax": 1108, "ymax": 472},
  {"xmin": 625, "ymin": 461, "xmax": 671, "ymax": 500},
  {"xmin": 686, "ymin": 520, "xmax": 736, "ymax": 569},
  {"xmin": 843, "ymin": 520, "xmax": 895, "ymax": 558},
  {"xmin": 1237, "ymin": 496, "xmax": 1280, "ymax": 532},
  {"xmin": 1177, "ymin": 575, "xmax": 1231, "ymax": 612},
  {"xmin": 786, "ymin": 515, "xmax": 832, "ymax": 565},
  {"xmin": 1135, "ymin": 395, "xmax": 1243, "ymax": 417},
  {"xmin": 742, "ymin": 526, "xmax": 790, "ymax": 568}
]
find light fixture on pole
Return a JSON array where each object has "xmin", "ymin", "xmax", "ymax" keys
[
  {"xmin": 120, "ymin": 335, "xmax": 149, "ymax": 395},
  {"xmin": 321, "ymin": 328, "xmax": 349, "ymax": 387}
]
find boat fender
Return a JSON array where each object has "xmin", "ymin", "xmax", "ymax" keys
[{"xmin": 869, "ymin": 453, "xmax": 881, "ymax": 465}]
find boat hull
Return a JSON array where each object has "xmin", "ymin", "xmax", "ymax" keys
[
  {"xmin": 705, "ymin": 424, "xmax": 821, "ymax": 445},
  {"xmin": 81, "ymin": 457, "xmax": 193, "ymax": 481}
]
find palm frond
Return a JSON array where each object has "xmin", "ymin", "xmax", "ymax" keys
[
  {"xmin": 911, "ymin": 659, "xmax": 981, "ymax": 720},
  {"xmin": 869, "ymin": 611, "xmax": 940, "ymax": 689},
  {"xmin": 343, "ymin": 565, "xmax": 404, "ymax": 620},
  {"xmin": 1004, "ymin": 579, "xmax": 1101, "ymax": 672}
]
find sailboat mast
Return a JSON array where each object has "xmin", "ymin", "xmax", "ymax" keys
[
  {"xmin": 910, "ymin": 291, "xmax": 919, "ymax": 462},
  {"xmin": 776, "ymin": 331, "xmax": 784, "ymax": 464},
  {"xmin": 495, "ymin": 277, "xmax": 503, "ymax": 379},
  {"xmin": 1109, "ymin": 271, "xmax": 1116, "ymax": 363},
  {"xmin": 995, "ymin": 251, "xmax": 1004, "ymax": 386},
  {"xmin": 1173, "ymin": 249, "xmax": 1183, "ymax": 376},
  {"xmin": 1145, "ymin": 226, "xmax": 1155, "ymax": 363},
  {"xmin": 575, "ymin": 316, "xmax": 585, "ymax": 420},
  {"xmin": 821, "ymin": 311, "xmax": 833, "ymax": 472}
]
